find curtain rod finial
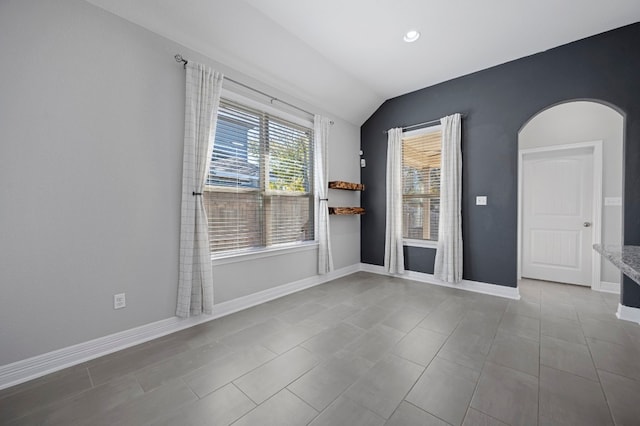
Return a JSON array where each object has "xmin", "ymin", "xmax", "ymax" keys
[{"xmin": 175, "ymin": 54, "xmax": 187, "ymax": 69}]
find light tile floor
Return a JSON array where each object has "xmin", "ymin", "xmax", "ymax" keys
[{"xmin": 2, "ymin": 272, "xmax": 639, "ymax": 425}]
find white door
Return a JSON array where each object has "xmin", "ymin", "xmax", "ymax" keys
[{"xmin": 522, "ymin": 148, "xmax": 593, "ymax": 286}]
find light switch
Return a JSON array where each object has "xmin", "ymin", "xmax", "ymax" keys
[{"xmin": 476, "ymin": 196, "xmax": 487, "ymax": 206}]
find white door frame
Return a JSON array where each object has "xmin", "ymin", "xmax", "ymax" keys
[{"xmin": 518, "ymin": 140, "xmax": 603, "ymax": 290}]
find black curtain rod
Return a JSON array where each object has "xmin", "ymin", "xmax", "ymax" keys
[
  {"xmin": 382, "ymin": 113, "xmax": 466, "ymax": 134},
  {"xmin": 175, "ymin": 54, "xmax": 333, "ymax": 125}
]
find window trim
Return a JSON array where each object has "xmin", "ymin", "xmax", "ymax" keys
[
  {"xmin": 403, "ymin": 238, "xmax": 438, "ymax": 249},
  {"xmin": 221, "ymin": 88, "xmax": 313, "ymax": 129},
  {"xmin": 207, "ymin": 90, "xmax": 315, "ymax": 260},
  {"xmin": 402, "ymin": 124, "xmax": 442, "ymax": 246},
  {"xmin": 403, "ymin": 124, "xmax": 441, "ymax": 138},
  {"xmin": 212, "ymin": 240, "xmax": 318, "ymax": 265}
]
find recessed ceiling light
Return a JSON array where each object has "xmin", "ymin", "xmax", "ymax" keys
[{"xmin": 403, "ymin": 30, "xmax": 420, "ymax": 43}]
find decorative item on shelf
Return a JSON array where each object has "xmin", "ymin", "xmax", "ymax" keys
[
  {"xmin": 328, "ymin": 207, "xmax": 366, "ymax": 215},
  {"xmin": 328, "ymin": 181, "xmax": 365, "ymax": 191}
]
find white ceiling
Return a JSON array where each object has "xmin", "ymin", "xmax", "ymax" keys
[{"xmin": 85, "ymin": 0, "xmax": 640, "ymax": 125}]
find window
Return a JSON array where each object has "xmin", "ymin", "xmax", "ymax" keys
[
  {"xmin": 402, "ymin": 126, "xmax": 441, "ymax": 244},
  {"xmin": 204, "ymin": 99, "xmax": 314, "ymax": 255}
]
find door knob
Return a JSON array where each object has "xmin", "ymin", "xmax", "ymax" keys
[{"xmin": 583, "ymin": 222, "xmax": 592, "ymax": 227}]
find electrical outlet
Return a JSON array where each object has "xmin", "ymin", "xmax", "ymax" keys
[{"xmin": 114, "ymin": 293, "xmax": 126, "ymax": 309}]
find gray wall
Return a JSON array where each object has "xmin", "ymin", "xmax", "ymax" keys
[
  {"xmin": 0, "ymin": 0, "xmax": 361, "ymax": 365},
  {"xmin": 360, "ymin": 23, "xmax": 640, "ymax": 308}
]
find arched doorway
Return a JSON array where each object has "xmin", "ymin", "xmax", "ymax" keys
[{"xmin": 518, "ymin": 100, "xmax": 623, "ymax": 292}]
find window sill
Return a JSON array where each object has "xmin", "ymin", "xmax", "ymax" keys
[
  {"xmin": 212, "ymin": 241, "xmax": 319, "ymax": 266},
  {"xmin": 403, "ymin": 239, "xmax": 438, "ymax": 249}
]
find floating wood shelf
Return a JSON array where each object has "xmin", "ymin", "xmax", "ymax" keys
[
  {"xmin": 329, "ymin": 207, "xmax": 365, "ymax": 215},
  {"xmin": 328, "ymin": 181, "xmax": 364, "ymax": 215},
  {"xmin": 328, "ymin": 181, "xmax": 365, "ymax": 191}
]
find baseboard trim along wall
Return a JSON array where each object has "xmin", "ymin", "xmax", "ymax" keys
[
  {"xmin": 359, "ymin": 263, "xmax": 522, "ymax": 300},
  {"xmin": 2, "ymin": 261, "xmax": 632, "ymax": 390},
  {"xmin": 0, "ymin": 264, "xmax": 359, "ymax": 391},
  {"xmin": 616, "ymin": 303, "xmax": 640, "ymax": 324},
  {"xmin": 599, "ymin": 281, "xmax": 621, "ymax": 294},
  {"xmin": 15, "ymin": 262, "xmax": 617, "ymax": 389}
]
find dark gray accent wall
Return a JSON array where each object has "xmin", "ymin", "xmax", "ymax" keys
[{"xmin": 361, "ymin": 23, "xmax": 640, "ymax": 307}]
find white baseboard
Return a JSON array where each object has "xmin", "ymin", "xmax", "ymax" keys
[
  {"xmin": 616, "ymin": 303, "xmax": 640, "ymax": 324},
  {"xmin": 598, "ymin": 281, "xmax": 621, "ymax": 294},
  {"xmin": 0, "ymin": 263, "xmax": 360, "ymax": 391},
  {"xmin": 359, "ymin": 263, "xmax": 521, "ymax": 300}
]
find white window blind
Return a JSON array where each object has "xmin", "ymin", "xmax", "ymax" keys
[
  {"xmin": 204, "ymin": 99, "xmax": 314, "ymax": 254},
  {"xmin": 402, "ymin": 127, "xmax": 442, "ymax": 241}
]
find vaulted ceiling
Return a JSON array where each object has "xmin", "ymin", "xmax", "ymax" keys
[{"xmin": 85, "ymin": 0, "xmax": 640, "ymax": 125}]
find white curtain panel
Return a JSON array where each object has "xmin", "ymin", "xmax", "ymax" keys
[
  {"xmin": 176, "ymin": 63, "xmax": 223, "ymax": 318},
  {"xmin": 314, "ymin": 115, "xmax": 334, "ymax": 275},
  {"xmin": 434, "ymin": 113, "xmax": 463, "ymax": 283},
  {"xmin": 384, "ymin": 128, "xmax": 405, "ymax": 274}
]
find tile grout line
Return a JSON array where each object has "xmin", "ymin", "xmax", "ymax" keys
[
  {"xmin": 403, "ymin": 399, "xmax": 453, "ymax": 425},
  {"xmin": 229, "ymin": 345, "xmax": 320, "ymax": 405},
  {"xmin": 181, "ymin": 346, "xmax": 277, "ymax": 400},
  {"xmin": 279, "ymin": 388, "xmax": 321, "ymax": 425},
  {"xmin": 336, "ymin": 391, "xmax": 388, "ymax": 422},
  {"xmin": 459, "ymin": 297, "xmax": 511, "ymax": 425},
  {"xmin": 294, "ymin": 284, "xmax": 436, "ymax": 423},
  {"xmin": 179, "ymin": 376, "xmax": 199, "ymax": 400},
  {"xmin": 579, "ymin": 315, "xmax": 618, "ymax": 425},
  {"xmin": 393, "ymin": 300, "xmax": 473, "ymax": 425},
  {"xmin": 286, "ymin": 344, "xmax": 372, "ymax": 418},
  {"xmin": 230, "ymin": 381, "xmax": 259, "ymax": 412}
]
